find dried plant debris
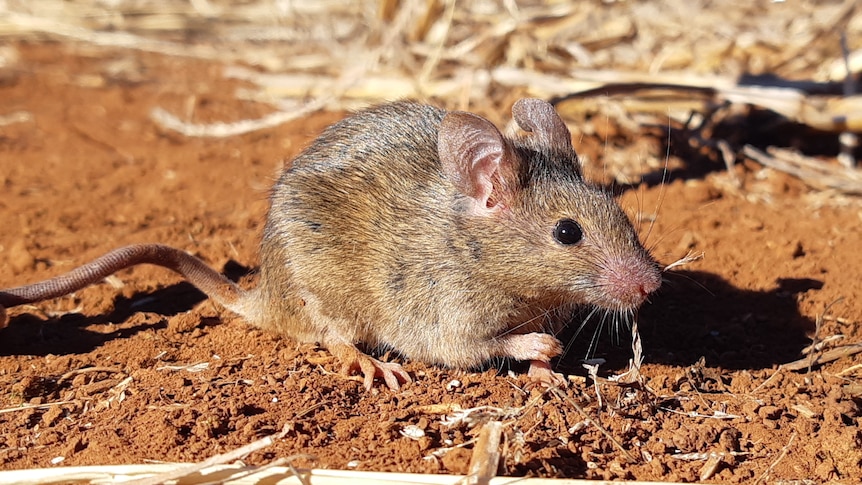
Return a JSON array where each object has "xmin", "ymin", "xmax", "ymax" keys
[{"xmin": 3, "ymin": 0, "xmax": 859, "ymax": 193}]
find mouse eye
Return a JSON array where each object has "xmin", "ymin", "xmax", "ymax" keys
[{"xmin": 553, "ymin": 219, "xmax": 583, "ymax": 245}]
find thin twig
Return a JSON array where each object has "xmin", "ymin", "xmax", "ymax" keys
[
  {"xmin": 744, "ymin": 145, "xmax": 862, "ymax": 194},
  {"xmin": 755, "ymin": 431, "xmax": 797, "ymax": 485},
  {"xmin": 783, "ymin": 343, "xmax": 862, "ymax": 371},
  {"xmin": 550, "ymin": 388, "xmax": 638, "ymax": 463},
  {"xmin": 150, "ymin": 97, "xmax": 329, "ymax": 138},
  {"xmin": 58, "ymin": 366, "xmax": 123, "ymax": 384},
  {"xmin": 0, "ymin": 401, "xmax": 73, "ymax": 415},
  {"xmin": 125, "ymin": 424, "xmax": 292, "ymax": 485}
]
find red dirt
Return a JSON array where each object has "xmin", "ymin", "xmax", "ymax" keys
[{"xmin": 1, "ymin": 42, "xmax": 860, "ymax": 483}]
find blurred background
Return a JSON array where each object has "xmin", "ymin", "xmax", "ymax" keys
[{"xmin": 3, "ymin": 0, "xmax": 859, "ymax": 188}]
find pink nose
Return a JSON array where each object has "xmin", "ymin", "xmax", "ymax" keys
[
  {"xmin": 600, "ymin": 258, "xmax": 661, "ymax": 309},
  {"xmin": 640, "ymin": 272, "xmax": 662, "ymax": 296}
]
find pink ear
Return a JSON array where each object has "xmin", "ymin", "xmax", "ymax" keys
[
  {"xmin": 511, "ymin": 98, "xmax": 573, "ymax": 153},
  {"xmin": 438, "ymin": 111, "xmax": 512, "ymax": 214}
]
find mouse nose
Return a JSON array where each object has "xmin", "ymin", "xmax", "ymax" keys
[
  {"xmin": 639, "ymin": 269, "xmax": 662, "ymax": 297},
  {"xmin": 598, "ymin": 256, "xmax": 661, "ymax": 309}
]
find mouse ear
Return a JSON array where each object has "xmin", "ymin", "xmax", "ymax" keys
[
  {"xmin": 511, "ymin": 98, "xmax": 574, "ymax": 154},
  {"xmin": 438, "ymin": 111, "xmax": 516, "ymax": 215}
]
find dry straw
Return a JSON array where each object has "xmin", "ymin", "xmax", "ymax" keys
[
  {"xmin": 0, "ymin": 423, "xmax": 679, "ymax": 484},
  {"xmin": 0, "ymin": 464, "xmax": 678, "ymax": 485}
]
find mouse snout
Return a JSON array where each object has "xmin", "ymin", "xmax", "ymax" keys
[{"xmin": 596, "ymin": 255, "xmax": 662, "ymax": 310}]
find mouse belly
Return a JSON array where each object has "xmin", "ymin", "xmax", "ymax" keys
[
  {"xmin": 386, "ymin": 301, "xmax": 577, "ymax": 369},
  {"xmin": 366, "ymin": 303, "xmax": 570, "ymax": 370},
  {"xmin": 267, "ymin": 278, "xmax": 509, "ymax": 370}
]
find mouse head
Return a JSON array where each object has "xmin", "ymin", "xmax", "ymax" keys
[{"xmin": 438, "ymin": 99, "xmax": 661, "ymax": 312}]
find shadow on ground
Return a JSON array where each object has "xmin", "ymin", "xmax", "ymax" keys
[
  {"xmin": 0, "ymin": 261, "xmax": 252, "ymax": 357},
  {"xmin": 554, "ymin": 269, "xmax": 818, "ymax": 375},
  {"xmin": 1, "ymin": 265, "xmax": 817, "ymax": 380}
]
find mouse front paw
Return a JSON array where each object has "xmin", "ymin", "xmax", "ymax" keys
[
  {"xmin": 497, "ymin": 333, "xmax": 566, "ymax": 387},
  {"xmin": 330, "ymin": 344, "xmax": 412, "ymax": 391},
  {"xmin": 498, "ymin": 332, "xmax": 562, "ymax": 362}
]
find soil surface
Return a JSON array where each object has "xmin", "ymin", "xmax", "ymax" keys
[{"xmin": 1, "ymin": 42, "xmax": 861, "ymax": 483}]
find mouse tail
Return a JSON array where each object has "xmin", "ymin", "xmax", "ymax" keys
[{"xmin": 0, "ymin": 244, "xmax": 249, "ymax": 328}]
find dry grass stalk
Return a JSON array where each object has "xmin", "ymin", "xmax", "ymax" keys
[
  {"xmin": 0, "ymin": 400, "xmax": 73, "ymax": 415},
  {"xmin": 838, "ymin": 33, "xmax": 858, "ymax": 168},
  {"xmin": 95, "ymin": 376, "xmax": 133, "ymax": 411},
  {"xmin": 550, "ymin": 388, "xmax": 637, "ymax": 464},
  {"xmin": 463, "ymin": 421, "xmax": 503, "ymax": 485},
  {"xmin": 663, "ymin": 252, "xmax": 704, "ymax": 272},
  {"xmin": 57, "ymin": 366, "xmax": 122, "ymax": 384},
  {"xmin": 659, "ymin": 407, "xmax": 740, "ymax": 421},
  {"xmin": 754, "ymin": 431, "xmax": 797, "ymax": 485},
  {"xmin": 2, "ymin": 1, "xmax": 858, "ymax": 105},
  {"xmin": 783, "ymin": 343, "xmax": 862, "ymax": 372},
  {"xmin": 781, "ymin": 298, "xmax": 861, "ymax": 371},
  {"xmin": 554, "ymin": 79, "xmax": 862, "ymax": 132},
  {"xmin": 743, "ymin": 145, "xmax": 862, "ymax": 195},
  {"xmin": 440, "ymin": 405, "xmax": 524, "ymax": 428},
  {"xmin": 124, "ymin": 424, "xmax": 293, "ymax": 485},
  {"xmin": 4, "ymin": 0, "xmax": 859, "ymax": 196},
  {"xmin": 0, "ymin": 11, "xmax": 222, "ymax": 60},
  {"xmin": 698, "ymin": 452, "xmax": 725, "ymax": 481},
  {"xmin": 606, "ymin": 319, "xmax": 644, "ymax": 387},
  {"xmin": 836, "ymin": 363, "xmax": 862, "ymax": 377},
  {"xmin": 0, "ymin": 463, "xmax": 693, "ymax": 485},
  {"xmin": 151, "ymin": 100, "xmax": 330, "ymax": 138}
]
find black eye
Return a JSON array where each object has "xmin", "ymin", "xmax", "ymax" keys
[{"xmin": 553, "ymin": 219, "xmax": 583, "ymax": 245}]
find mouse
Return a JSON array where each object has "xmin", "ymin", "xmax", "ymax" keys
[{"xmin": 0, "ymin": 98, "xmax": 662, "ymax": 390}]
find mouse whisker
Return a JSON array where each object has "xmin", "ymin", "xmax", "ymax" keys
[
  {"xmin": 559, "ymin": 305, "xmax": 601, "ymax": 362},
  {"xmin": 494, "ymin": 303, "xmax": 558, "ymax": 338},
  {"xmin": 661, "ymin": 269, "xmax": 714, "ymax": 296},
  {"xmin": 642, "ymin": 119, "xmax": 672, "ymax": 247}
]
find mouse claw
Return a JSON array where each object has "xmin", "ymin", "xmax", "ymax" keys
[
  {"xmin": 0, "ymin": 305, "xmax": 7, "ymax": 329},
  {"xmin": 353, "ymin": 358, "xmax": 411, "ymax": 391},
  {"xmin": 526, "ymin": 360, "xmax": 567, "ymax": 389},
  {"xmin": 332, "ymin": 344, "xmax": 412, "ymax": 391}
]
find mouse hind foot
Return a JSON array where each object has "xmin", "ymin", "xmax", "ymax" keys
[{"xmin": 330, "ymin": 343, "xmax": 412, "ymax": 391}]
